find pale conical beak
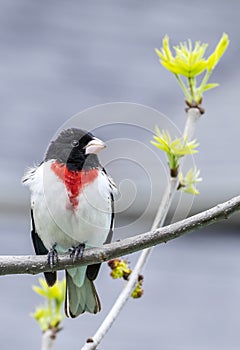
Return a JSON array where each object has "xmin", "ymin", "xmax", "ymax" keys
[{"xmin": 85, "ymin": 137, "xmax": 106, "ymax": 155}]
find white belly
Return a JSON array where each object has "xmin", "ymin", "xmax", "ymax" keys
[{"xmin": 27, "ymin": 161, "xmax": 112, "ymax": 252}]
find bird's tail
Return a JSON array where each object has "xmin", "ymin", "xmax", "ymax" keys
[{"xmin": 65, "ymin": 267, "xmax": 101, "ymax": 317}]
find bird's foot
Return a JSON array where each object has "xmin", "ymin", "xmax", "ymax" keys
[
  {"xmin": 70, "ymin": 243, "xmax": 86, "ymax": 262},
  {"xmin": 47, "ymin": 244, "xmax": 59, "ymax": 269}
]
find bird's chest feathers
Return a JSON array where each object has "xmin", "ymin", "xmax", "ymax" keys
[{"xmin": 51, "ymin": 161, "xmax": 98, "ymax": 209}]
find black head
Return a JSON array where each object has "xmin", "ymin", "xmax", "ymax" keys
[{"xmin": 45, "ymin": 128, "xmax": 106, "ymax": 171}]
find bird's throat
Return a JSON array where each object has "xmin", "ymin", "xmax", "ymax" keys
[{"xmin": 51, "ymin": 161, "xmax": 98, "ymax": 209}]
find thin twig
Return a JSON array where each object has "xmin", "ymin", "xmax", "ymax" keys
[
  {"xmin": 41, "ymin": 329, "xmax": 55, "ymax": 350},
  {"xmin": 81, "ymin": 176, "xmax": 178, "ymax": 350},
  {"xmin": 79, "ymin": 107, "xmax": 202, "ymax": 349},
  {"xmin": 183, "ymin": 107, "xmax": 201, "ymax": 140}
]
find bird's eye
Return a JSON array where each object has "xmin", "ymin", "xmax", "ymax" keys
[{"xmin": 71, "ymin": 140, "xmax": 79, "ymax": 147}]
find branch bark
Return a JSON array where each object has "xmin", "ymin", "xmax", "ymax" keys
[
  {"xmin": 41, "ymin": 329, "xmax": 55, "ymax": 350},
  {"xmin": 0, "ymin": 195, "xmax": 239, "ymax": 277},
  {"xmin": 79, "ymin": 107, "xmax": 226, "ymax": 349}
]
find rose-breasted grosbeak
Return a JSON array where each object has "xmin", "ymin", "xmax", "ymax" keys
[{"xmin": 23, "ymin": 128, "xmax": 115, "ymax": 317}]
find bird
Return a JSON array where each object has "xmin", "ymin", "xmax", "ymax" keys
[{"xmin": 22, "ymin": 128, "xmax": 116, "ymax": 317}]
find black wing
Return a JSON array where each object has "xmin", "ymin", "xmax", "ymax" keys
[
  {"xmin": 86, "ymin": 182, "xmax": 115, "ymax": 281},
  {"xmin": 31, "ymin": 209, "xmax": 57, "ymax": 287}
]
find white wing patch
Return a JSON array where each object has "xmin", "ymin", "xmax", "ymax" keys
[{"xmin": 22, "ymin": 164, "xmax": 38, "ymax": 185}]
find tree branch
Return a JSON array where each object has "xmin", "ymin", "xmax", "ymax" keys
[
  {"xmin": 0, "ymin": 195, "xmax": 239, "ymax": 277},
  {"xmin": 79, "ymin": 107, "xmax": 225, "ymax": 349}
]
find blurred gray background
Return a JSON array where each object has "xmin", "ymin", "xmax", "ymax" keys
[{"xmin": 1, "ymin": 1, "xmax": 240, "ymax": 349}]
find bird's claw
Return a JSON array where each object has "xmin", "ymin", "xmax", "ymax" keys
[
  {"xmin": 70, "ymin": 243, "xmax": 86, "ymax": 262},
  {"xmin": 47, "ymin": 244, "xmax": 59, "ymax": 269}
]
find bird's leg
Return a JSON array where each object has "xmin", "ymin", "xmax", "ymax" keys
[
  {"xmin": 70, "ymin": 243, "xmax": 86, "ymax": 262},
  {"xmin": 47, "ymin": 243, "xmax": 59, "ymax": 269}
]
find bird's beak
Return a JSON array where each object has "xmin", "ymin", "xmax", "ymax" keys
[{"xmin": 85, "ymin": 137, "xmax": 106, "ymax": 155}]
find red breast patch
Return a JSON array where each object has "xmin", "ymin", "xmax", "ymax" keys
[{"xmin": 51, "ymin": 161, "xmax": 98, "ymax": 209}]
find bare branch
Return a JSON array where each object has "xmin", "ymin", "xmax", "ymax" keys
[
  {"xmin": 80, "ymin": 107, "xmax": 221, "ymax": 350},
  {"xmin": 0, "ymin": 195, "xmax": 239, "ymax": 277},
  {"xmin": 41, "ymin": 329, "xmax": 55, "ymax": 350}
]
